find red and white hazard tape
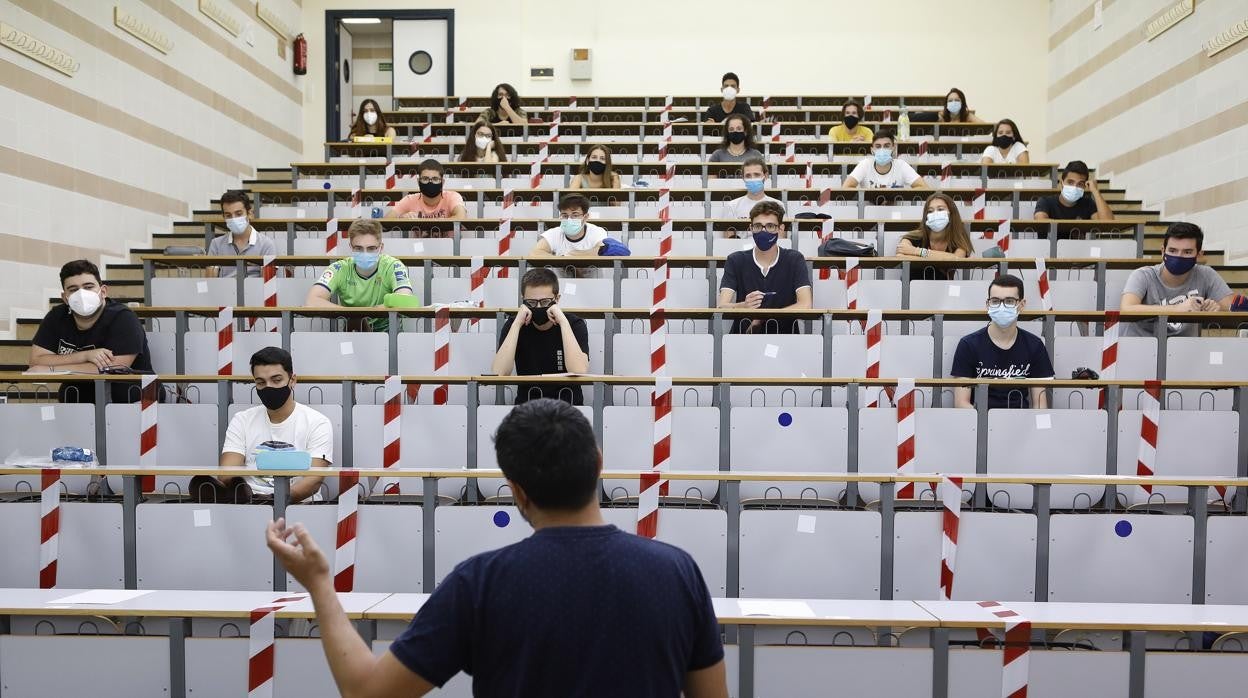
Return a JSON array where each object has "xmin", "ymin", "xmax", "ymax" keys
[
  {"xmin": 1033, "ymin": 258, "xmax": 1052, "ymax": 311},
  {"xmin": 39, "ymin": 468, "xmax": 60, "ymax": 588},
  {"xmin": 549, "ymin": 110, "xmax": 561, "ymax": 143},
  {"xmin": 325, "ymin": 218, "xmax": 339, "ymax": 254},
  {"xmin": 139, "ymin": 374, "xmax": 159, "ymax": 493},
  {"xmin": 1099, "ymin": 311, "xmax": 1119, "ymax": 409},
  {"xmin": 784, "ymin": 140, "xmax": 796, "ymax": 163},
  {"xmin": 1135, "ymin": 379, "xmax": 1162, "ymax": 502},
  {"xmin": 382, "ymin": 375, "xmax": 402, "ymax": 495},
  {"xmin": 976, "ymin": 600, "xmax": 1031, "ymax": 698},
  {"xmin": 980, "ymin": 220, "xmax": 1010, "ymax": 254},
  {"xmin": 218, "ymin": 307, "xmax": 234, "ymax": 375},
  {"xmin": 334, "ymin": 469, "xmax": 359, "ymax": 592},
  {"xmin": 972, "ymin": 188, "xmax": 986, "ymax": 220},
  {"xmin": 384, "ymin": 159, "xmax": 396, "ymax": 190},
  {"xmin": 637, "ymin": 376, "xmax": 673, "ymax": 539},
  {"xmin": 496, "ymin": 182, "xmax": 516, "ymax": 278},
  {"xmin": 529, "ymin": 142, "xmax": 548, "ymax": 189},
  {"xmin": 349, "ymin": 188, "xmax": 362, "ymax": 218},
  {"xmin": 433, "ymin": 306, "xmax": 450, "ymax": 405},
  {"xmin": 938, "ymin": 476, "xmax": 963, "ymax": 599},
  {"xmin": 804, "ymin": 161, "xmax": 813, "ymax": 189},
  {"xmin": 940, "ymin": 162, "xmax": 952, "ymax": 186},
  {"xmin": 468, "ymin": 255, "xmax": 486, "ymax": 327},
  {"xmin": 845, "ymin": 257, "xmax": 860, "ymax": 308},
  {"xmin": 895, "ymin": 379, "xmax": 917, "ymax": 498},
  {"xmin": 770, "ymin": 121, "xmax": 781, "ymax": 142},
  {"xmin": 864, "ymin": 309, "xmax": 884, "ymax": 407},
  {"xmin": 247, "ymin": 593, "xmax": 308, "ymax": 698}
]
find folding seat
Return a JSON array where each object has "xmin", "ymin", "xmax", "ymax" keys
[
  {"xmin": 829, "ymin": 334, "xmax": 935, "ymax": 407},
  {"xmin": 722, "ymin": 335, "xmax": 824, "ymax": 407},
  {"xmin": 892, "ymin": 511, "xmax": 1036, "ymax": 601},
  {"xmin": 103, "ymin": 403, "xmax": 218, "ymax": 497},
  {"xmin": 985, "ymin": 409, "xmax": 1108, "ymax": 509},
  {"xmin": 1164, "ymin": 337, "xmax": 1248, "ymax": 410},
  {"xmin": 1050, "ymin": 336, "xmax": 1156, "ymax": 409},
  {"xmin": 151, "ymin": 277, "xmax": 239, "ymax": 307},
  {"xmin": 738, "ymin": 510, "xmax": 880, "ymax": 598},
  {"xmin": 601, "ymin": 405, "xmax": 719, "ymax": 501},
  {"xmin": 474, "ymin": 405, "xmax": 594, "ymax": 498},
  {"xmin": 136, "ymin": 502, "xmax": 274, "ymax": 590},
  {"xmin": 730, "ymin": 406, "xmax": 848, "ymax": 502},
  {"xmin": 609, "ymin": 333, "xmax": 714, "ymax": 406},
  {"xmin": 0, "ymin": 403, "xmax": 96, "ymax": 495},
  {"xmin": 0, "ymin": 501, "xmax": 124, "ymax": 587},
  {"xmin": 283, "ymin": 504, "xmax": 424, "ymax": 592},
  {"xmin": 856, "ymin": 406, "xmax": 977, "ymax": 503},
  {"xmin": 598, "ymin": 508, "xmax": 727, "ymax": 595},
  {"xmin": 1056, "ymin": 238, "xmax": 1137, "ymax": 259},
  {"xmin": 290, "ymin": 332, "xmax": 389, "ymax": 404},
  {"xmin": 434, "ymin": 505, "xmax": 531, "ymax": 583},
  {"xmin": 1048, "ymin": 514, "xmax": 1193, "ymax": 602},
  {"xmin": 1115, "ymin": 409, "xmax": 1239, "ymax": 505},
  {"xmin": 352, "ymin": 403, "xmax": 469, "ymax": 499},
  {"xmin": 396, "ymin": 332, "xmax": 499, "ymax": 405}
]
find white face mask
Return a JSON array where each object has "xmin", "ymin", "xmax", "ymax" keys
[
  {"xmin": 363, "ymin": 111, "xmax": 378, "ymax": 126},
  {"xmin": 475, "ymin": 136, "xmax": 492, "ymax": 150},
  {"xmin": 68, "ymin": 288, "xmax": 102, "ymax": 317},
  {"xmin": 722, "ymin": 86, "xmax": 738, "ymax": 100},
  {"xmin": 226, "ymin": 216, "xmax": 249, "ymax": 235}
]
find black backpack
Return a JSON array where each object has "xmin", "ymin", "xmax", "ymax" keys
[{"xmin": 819, "ymin": 237, "xmax": 877, "ymax": 257}]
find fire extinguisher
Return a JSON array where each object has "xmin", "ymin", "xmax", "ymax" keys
[{"xmin": 293, "ymin": 33, "xmax": 307, "ymax": 75}]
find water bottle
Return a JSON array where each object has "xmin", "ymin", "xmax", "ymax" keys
[{"xmin": 898, "ymin": 109, "xmax": 910, "ymax": 141}]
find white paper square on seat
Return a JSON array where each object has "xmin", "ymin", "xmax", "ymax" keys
[
  {"xmin": 565, "ymin": 283, "xmax": 578, "ymax": 296},
  {"xmin": 340, "ymin": 341, "xmax": 354, "ymax": 356},
  {"xmin": 1035, "ymin": 413, "xmax": 1052, "ymax": 430},
  {"xmin": 948, "ymin": 285, "xmax": 961, "ymax": 297},
  {"xmin": 796, "ymin": 514, "xmax": 817, "ymax": 534},
  {"xmin": 196, "ymin": 281, "xmax": 208, "ymax": 294},
  {"xmin": 764, "ymin": 343, "xmax": 780, "ymax": 359},
  {"xmin": 1210, "ymin": 351, "xmax": 1224, "ymax": 366},
  {"xmin": 193, "ymin": 509, "xmax": 212, "ymax": 527},
  {"xmin": 41, "ymin": 406, "xmax": 55, "ymax": 422}
]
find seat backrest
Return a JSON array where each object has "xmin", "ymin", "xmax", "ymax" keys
[
  {"xmin": 609, "ymin": 333, "xmax": 714, "ymax": 406},
  {"xmin": 985, "ymin": 409, "xmax": 1107, "ymax": 509},
  {"xmin": 285, "ymin": 504, "xmax": 424, "ymax": 592},
  {"xmin": 136, "ymin": 503, "xmax": 274, "ymax": 590},
  {"xmin": 1116, "ymin": 409, "xmax": 1239, "ymax": 505},
  {"xmin": 620, "ymin": 278, "xmax": 712, "ymax": 309},
  {"xmin": 730, "ymin": 406, "xmax": 848, "ymax": 502},
  {"xmin": 0, "ymin": 404, "xmax": 96, "ymax": 495},
  {"xmin": 1048, "ymin": 513, "xmax": 1193, "ymax": 603},
  {"xmin": 554, "ymin": 278, "xmax": 615, "ymax": 309},
  {"xmin": 1163, "ymin": 337, "xmax": 1247, "ymax": 411},
  {"xmin": 738, "ymin": 510, "xmax": 881, "ymax": 598},
  {"xmin": 909, "ymin": 279, "xmax": 991, "ymax": 311},
  {"xmin": 722, "ymin": 335, "xmax": 824, "ymax": 407},
  {"xmin": 892, "ymin": 511, "xmax": 1036, "ymax": 601},
  {"xmin": 0, "ymin": 502, "xmax": 124, "ymax": 588},
  {"xmin": 602, "ymin": 405, "xmax": 719, "ymax": 501},
  {"xmin": 1055, "ymin": 239, "xmax": 1137, "ymax": 259},
  {"xmin": 600, "ymin": 508, "xmax": 728, "ymax": 595},
  {"xmin": 351, "ymin": 404, "xmax": 467, "ymax": 499},
  {"xmin": 151, "ymin": 277, "xmax": 238, "ymax": 307},
  {"xmin": 474, "ymin": 404, "xmax": 594, "ymax": 498},
  {"xmin": 856, "ymin": 407, "xmax": 977, "ymax": 503},
  {"xmin": 433, "ymin": 505, "xmax": 532, "ymax": 584},
  {"xmin": 290, "ymin": 332, "xmax": 389, "ymax": 405},
  {"xmin": 430, "ymin": 275, "xmax": 518, "ymax": 306},
  {"xmin": 1050, "ymin": 336, "xmax": 1157, "ymax": 409},
  {"xmin": 103, "ymin": 403, "xmax": 219, "ymax": 497}
]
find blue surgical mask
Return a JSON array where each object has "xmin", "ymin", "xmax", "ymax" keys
[
  {"xmin": 873, "ymin": 148, "xmax": 893, "ymax": 167},
  {"xmin": 753, "ymin": 231, "xmax": 779, "ymax": 251},
  {"xmin": 1061, "ymin": 184, "xmax": 1083, "ymax": 203},
  {"xmin": 353, "ymin": 251, "xmax": 380, "ymax": 271},
  {"xmin": 925, "ymin": 210, "xmax": 950, "ymax": 232},
  {"xmin": 561, "ymin": 218, "xmax": 584, "ymax": 237},
  {"xmin": 744, "ymin": 178, "xmax": 766, "ymax": 195},
  {"xmin": 988, "ymin": 304, "xmax": 1018, "ymax": 328},
  {"xmin": 946, "ymin": 100, "xmax": 962, "ymax": 115},
  {"xmin": 1163, "ymin": 253, "xmax": 1197, "ymax": 276},
  {"xmin": 225, "ymin": 216, "xmax": 249, "ymax": 235}
]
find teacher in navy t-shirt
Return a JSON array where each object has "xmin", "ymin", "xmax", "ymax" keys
[
  {"xmin": 950, "ymin": 274, "xmax": 1054, "ymax": 409},
  {"xmin": 266, "ymin": 399, "xmax": 728, "ymax": 698}
]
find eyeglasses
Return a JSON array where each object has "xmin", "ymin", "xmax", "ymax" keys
[
  {"xmin": 749, "ymin": 223, "xmax": 781, "ymax": 233},
  {"xmin": 523, "ymin": 298, "xmax": 556, "ymax": 309},
  {"xmin": 417, "ymin": 177, "xmax": 443, "ymax": 185},
  {"xmin": 557, "ymin": 212, "xmax": 585, "ymax": 220},
  {"xmin": 987, "ymin": 298, "xmax": 1020, "ymax": 308}
]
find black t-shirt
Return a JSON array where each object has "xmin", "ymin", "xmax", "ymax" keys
[
  {"xmin": 32, "ymin": 300, "xmax": 154, "ymax": 404},
  {"xmin": 1035, "ymin": 193, "xmax": 1098, "ymax": 220},
  {"xmin": 499, "ymin": 313, "xmax": 590, "ymax": 404},
  {"xmin": 390, "ymin": 525, "xmax": 724, "ymax": 697},
  {"xmin": 720, "ymin": 247, "xmax": 812, "ymax": 334},
  {"xmin": 950, "ymin": 326, "xmax": 1055, "ymax": 409},
  {"xmin": 703, "ymin": 100, "xmax": 755, "ymax": 123}
]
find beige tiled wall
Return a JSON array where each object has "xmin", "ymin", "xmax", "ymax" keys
[
  {"xmin": 1047, "ymin": 0, "xmax": 1248, "ymax": 263},
  {"xmin": 0, "ymin": 0, "xmax": 303, "ymax": 332}
]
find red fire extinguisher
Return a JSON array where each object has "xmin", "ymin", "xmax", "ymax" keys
[{"xmin": 293, "ymin": 33, "xmax": 307, "ymax": 75}]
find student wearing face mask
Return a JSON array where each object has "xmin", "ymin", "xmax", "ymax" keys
[
  {"xmin": 387, "ymin": 160, "xmax": 467, "ymax": 220},
  {"xmin": 459, "ymin": 121, "xmax": 507, "ymax": 163},
  {"xmin": 346, "ymin": 99, "xmax": 396, "ymax": 139},
  {"xmin": 492, "ymin": 268, "xmax": 591, "ymax": 405},
  {"xmin": 1120, "ymin": 222, "xmax": 1234, "ymax": 338},
  {"xmin": 950, "ymin": 274, "xmax": 1054, "ymax": 410},
  {"xmin": 718, "ymin": 156, "xmax": 782, "ymax": 225},
  {"xmin": 530, "ymin": 194, "xmax": 608, "ymax": 257},
  {"xmin": 827, "ymin": 99, "xmax": 873, "ymax": 143},
  {"xmin": 980, "ymin": 119, "xmax": 1030, "ymax": 164},
  {"xmin": 568, "ymin": 145, "xmax": 622, "ymax": 189},
  {"xmin": 898, "ymin": 193, "xmax": 974, "ymax": 279},
  {"xmin": 939, "ymin": 88, "xmax": 981, "ymax": 123},
  {"xmin": 480, "ymin": 83, "xmax": 527, "ymax": 125},
  {"xmin": 708, "ymin": 114, "xmax": 763, "ymax": 167},
  {"xmin": 190, "ymin": 346, "xmax": 332, "ymax": 504},
  {"xmin": 843, "ymin": 130, "xmax": 925, "ymax": 189},
  {"xmin": 703, "ymin": 72, "xmax": 755, "ymax": 124},
  {"xmin": 305, "ymin": 219, "xmax": 414, "ymax": 331},
  {"xmin": 28, "ymin": 259, "xmax": 154, "ymax": 404},
  {"xmin": 1034, "ymin": 160, "xmax": 1112, "ymax": 220},
  {"xmin": 717, "ymin": 201, "xmax": 812, "ymax": 334},
  {"xmin": 208, "ymin": 190, "xmax": 277, "ymax": 277}
]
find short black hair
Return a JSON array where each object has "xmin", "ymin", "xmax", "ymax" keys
[
  {"xmin": 1061, "ymin": 160, "xmax": 1090, "ymax": 179},
  {"xmin": 59, "ymin": 259, "xmax": 101, "ymax": 287},
  {"xmin": 250, "ymin": 346, "xmax": 293, "ymax": 376},
  {"xmin": 721, "ymin": 72, "xmax": 739, "ymax": 86},
  {"xmin": 872, "ymin": 128, "xmax": 896, "ymax": 145},
  {"xmin": 220, "ymin": 190, "xmax": 251, "ymax": 211},
  {"xmin": 493, "ymin": 399, "xmax": 600, "ymax": 510},
  {"xmin": 521, "ymin": 267, "xmax": 559, "ymax": 295},
  {"xmin": 1163, "ymin": 222, "xmax": 1204, "ymax": 251},
  {"xmin": 557, "ymin": 193, "xmax": 591, "ymax": 214},
  {"xmin": 989, "ymin": 273, "xmax": 1026, "ymax": 300},
  {"xmin": 418, "ymin": 158, "xmax": 445, "ymax": 176}
]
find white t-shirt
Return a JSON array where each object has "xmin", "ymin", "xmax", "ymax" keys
[
  {"xmin": 981, "ymin": 141, "xmax": 1028, "ymax": 164},
  {"xmin": 719, "ymin": 194, "xmax": 783, "ymax": 219},
  {"xmin": 848, "ymin": 157, "xmax": 920, "ymax": 188},
  {"xmin": 222, "ymin": 402, "xmax": 334, "ymax": 496},
  {"xmin": 539, "ymin": 222, "xmax": 608, "ymax": 256}
]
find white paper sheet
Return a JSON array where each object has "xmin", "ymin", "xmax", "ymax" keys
[
  {"xmin": 49, "ymin": 590, "xmax": 153, "ymax": 605},
  {"xmin": 737, "ymin": 600, "xmax": 817, "ymax": 618}
]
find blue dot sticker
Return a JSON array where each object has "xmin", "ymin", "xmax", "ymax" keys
[
  {"xmin": 322, "ymin": 181, "xmax": 332, "ymax": 189},
  {"xmin": 778, "ymin": 412, "xmax": 793, "ymax": 427},
  {"xmin": 1114, "ymin": 520, "xmax": 1132, "ymax": 538},
  {"xmin": 493, "ymin": 510, "xmax": 511, "ymax": 528}
]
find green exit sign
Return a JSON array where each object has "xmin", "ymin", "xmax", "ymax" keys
[{"xmin": 379, "ymin": 62, "xmax": 392, "ymax": 72}]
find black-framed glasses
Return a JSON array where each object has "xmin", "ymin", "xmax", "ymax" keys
[
  {"xmin": 749, "ymin": 223, "xmax": 780, "ymax": 233},
  {"xmin": 987, "ymin": 298, "xmax": 1020, "ymax": 308},
  {"xmin": 523, "ymin": 298, "xmax": 556, "ymax": 309},
  {"xmin": 417, "ymin": 177, "xmax": 443, "ymax": 185}
]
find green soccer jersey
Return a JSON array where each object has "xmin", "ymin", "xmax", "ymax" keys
[{"xmin": 315, "ymin": 255, "xmax": 414, "ymax": 331}]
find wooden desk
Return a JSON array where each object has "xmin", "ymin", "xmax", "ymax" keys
[
  {"xmin": 915, "ymin": 599, "xmax": 1248, "ymax": 632},
  {"xmin": 0, "ymin": 588, "xmax": 389, "ymax": 620}
]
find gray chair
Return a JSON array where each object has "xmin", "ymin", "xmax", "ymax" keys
[
  {"xmin": 0, "ymin": 403, "xmax": 96, "ymax": 495},
  {"xmin": 609, "ymin": 334, "xmax": 714, "ymax": 407},
  {"xmin": 730, "ymin": 406, "xmax": 848, "ymax": 503},
  {"xmin": 433, "ymin": 505, "xmax": 532, "ymax": 585},
  {"xmin": 738, "ymin": 510, "xmax": 880, "ymax": 598},
  {"xmin": 351, "ymin": 404, "xmax": 467, "ymax": 499},
  {"xmin": 0, "ymin": 502, "xmax": 124, "ymax": 588},
  {"xmin": 136, "ymin": 503, "xmax": 273, "ymax": 590},
  {"xmin": 892, "ymin": 511, "xmax": 1036, "ymax": 602},
  {"xmin": 985, "ymin": 409, "xmax": 1107, "ymax": 509},
  {"xmin": 722, "ymin": 335, "xmax": 824, "ymax": 407},
  {"xmin": 284, "ymin": 504, "xmax": 424, "ymax": 592},
  {"xmin": 601, "ymin": 405, "xmax": 719, "ymax": 501},
  {"xmin": 103, "ymin": 403, "xmax": 218, "ymax": 497},
  {"xmin": 1048, "ymin": 513, "xmax": 1193, "ymax": 603},
  {"xmin": 857, "ymin": 407, "xmax": 977, "ymax": 503},
  {"xmin": 600, "ymin": 508, "xmax": 728, "ymax": 596}
]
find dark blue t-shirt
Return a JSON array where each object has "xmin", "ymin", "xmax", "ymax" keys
[
  {"xmin": 390, "ymin": 524, "xmax": 724, "ymax": 697},
  {"xmin": 719, "ymin": 247, "xmax": 813, "ymax": 334},
  {"xmin": 950, "ymin": 326, "xmax": 1055, "ymax": 409}
]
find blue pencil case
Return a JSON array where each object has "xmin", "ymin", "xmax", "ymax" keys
[{"xmin": 255, "ymin": 442, "xmax": 311, "ymax": 471}]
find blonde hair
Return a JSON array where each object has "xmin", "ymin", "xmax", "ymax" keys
[{"xmin": 347, "ymin": 218, "xmax": 382, "ymax": 241}]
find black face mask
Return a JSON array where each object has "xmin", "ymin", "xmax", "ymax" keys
[
  {"xmin": 587, "ymin": 160, "xmax": 607, "ymax": 175},
  {"xmin": 727, "ymin": 131, "xmax": 747, "ymax": 145},
  {"xmin": 419, "ymin": 181, "xmax": 443, "ymax": 198},
  {"xmin": 257, "ymin": 385, "xmax": 291, "ymax": 411},
  {"xmin": 529, "ymin": 307, "xmax": 549, "ymax": 325},
  {"xmin": 844, "ymin": 115, "xmax": 860, "ymax": 130},
  {"xmin": 993, "ymin": 135, "xmax": 1015, "ymax": 149}
]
